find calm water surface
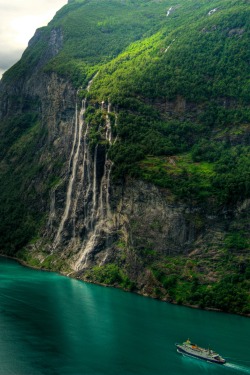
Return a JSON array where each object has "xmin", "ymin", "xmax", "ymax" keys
[{"xmin": 0, "ymin": 257, "xmax": 249, "ymax": 375}]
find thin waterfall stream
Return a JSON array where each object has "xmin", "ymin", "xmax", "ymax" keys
[
  {"xmin": 75, "ymin": 102, "xmax": 114, "ymax": 270},
  {"xmin": 53, "ymin": 75, "xmax": 99, "ymax": 249},
  {"xmin": 50, "ymin": 76, "xmax": 115, "ymax": 271},
  {"xmin": 54, "ymin": 99, "xmax": 86, "ymax": 247}
]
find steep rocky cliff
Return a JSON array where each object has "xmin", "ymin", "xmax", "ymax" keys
[{"xmin": 0, "ymin": 0, "xmax": 249, "ymax": 314}]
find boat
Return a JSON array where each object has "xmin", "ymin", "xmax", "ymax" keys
[{"xmin": 176, "ymin": 339, "xmax": 226, "ymax": 364}]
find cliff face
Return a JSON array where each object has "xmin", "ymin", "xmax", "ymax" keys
[
  {"xmin": 7, "ymin": 75, "xmax": 213, "ymax": 262},
  {"xmin": 0, "ymin": 0, "xmax": 249, "ymax": 314}
]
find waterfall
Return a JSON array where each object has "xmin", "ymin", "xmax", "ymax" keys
[
  {"xmin": 166, "ymin": 6, "xmax": 173, "ymax": 17},
  {"xmin": 105, "ymin": 102, "xmax": 112, "ymax": 144},
  {"xmin": 81, "ymin": 120, "xmax": 93, "ymax": 233},
  {"xmin": 75, "ymin": 169, "xmax": 110, "ymax": 271},
  {"xmin": 106, "ymin": 160, "xmax": 113, "ymax": 219},
  {"xmin": 96, "ymin": 156, "xmax": 113, "ymax": 221},
  {"xmin": 164, "ymin": 38, "xmax": 176, "ymax": 53},
  {"xmin": 54, "ymin": 99, "xmax": 85, "ymax": 247},
  {"xmin": 208, "ymin": 8, "xmax": 218, "ymax": 16},
  {"xmin": 113, "ymin": 113, "xmax": 118, "ymax": 144},
  {"xmin": 71, "ymin": 121, "xmax": 90, "ymax": 240},
  {"xmin": 68, "ymin": 103, "xmax": 78, "ymax": 170},
  {"xmin": 87, "ymin": 72, "xmax": 99, "ymax": 91},
  {"xmin": 53, "ymin": 73, "xmax": 97, "ymax": 247},
  {"xmin": 104, "ymin": 102, "xmax": 113, "ymax": 219},
  {"xmin": 51, "ymin": 74, "xmax": 115, "ymax": 270},
  {"xmin": 91, "ymin": 144, "xmax": 98, "ymax": 228},
  {"xmin": 74, "ymin": 101, "xmax": 114, "ymax": 270},
  {"xmin": 82, "ymin": 157, "xmax": 113, "ymax": 269}
]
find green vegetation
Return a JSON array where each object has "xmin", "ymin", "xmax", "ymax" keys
[
  {"xmin": 17, "ymin": 248, "xmax": 72, "ymax": 273},
  {"xmin": 151, "ymin": 251, "xmax": 250, "ymax": 314},
  {"xmin": 4, "ymin": 0, "xmax": 172, "ymax": 86},
  {"xmin": 0, "ymin": 112, "xmax": 63, "ymax": 253},
  {"xmin": 85, "ymin": 264, "xmax": 135, "ymax": 291},
  {"xmin": 0, "ymin": 118, "xmax": 44, "ymax": 254},
  {"xmin": 225, "ymin": 232, "xmax": 249, "ymax": 253},
  {"xmin": 87, "ymin": 0, "xmax": 250, "ymax": 206}
]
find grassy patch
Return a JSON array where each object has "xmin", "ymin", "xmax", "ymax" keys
[
  {"xmin": 138, "ymin": 154, "xmax": 216, "ymax": 202},
  {"xmin": 85, "ymin": 264, "xmax": 135, "ymax": 291},
  {"xmin": 151, "ymin": 253, "xmax": 250, "ymax": 314}
]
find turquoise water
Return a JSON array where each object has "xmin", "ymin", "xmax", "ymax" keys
[{"xmin": 0, "ymin": 257, "xmax": 249, "ymax": 375}]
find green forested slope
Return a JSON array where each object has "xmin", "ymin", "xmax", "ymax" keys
[
  {"xmin": 87, "ymin": 0, "xmax": 250, "ymax": 206},
  {"xmin": 85, "ymin": 0, "xmax": 250, "ymax": 314},
  {"xmin": 4, "ymin": 0, "xmax": 172, "ymax": 84}
]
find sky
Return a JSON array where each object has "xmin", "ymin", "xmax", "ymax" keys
[{"xmin": 0, "ymin": 0, "xmax": 67, "ymax": 78}]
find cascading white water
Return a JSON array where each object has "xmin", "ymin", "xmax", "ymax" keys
[
  {"xmin": 68, "ymin": 103, "xmax": 79, "ymax": 170},
  {"xmin": 53, "ymin": 75, "xmax": 99, "ymax": 246},
  {"xmin": 91, "ymin": 145, "xmax": 98, "ymax": 228},
  {"xmin": 100, "ymin": 103, "xmax": 113, "ymax": 220},
  {"xmin": 71, "ymin": 121, "xmax": 90, "ymax": 240},
  {"xmin": 50, "ymin": 75, "xmax": 115, "ymax": 269},
  {"xmin": 99, "ymin": 156, "xmax": 108, "ymax": 220},
  {"xmin": 74, "ymin": 101, "xmax": 114, "ymax": 270},
  {"xmin": 105, "ymin": 160, "xmax": 113, "ymax": 219},
  {"xmin": 54, "ymin": 99, "xmax": 86, "ymax": 246},
  {"xmin": 54, "ymin": 77, "xmax": 98, "ymax": 244},
  {"xmin": 105, "ymin": 102, "xmax": 112, "ymax": 144},
  {"xmin": 113, "ymin": 113, "xmax": 118, "ymax": 144},
  {"xmin": 164, "ymin": 38, "xmax": 176, "ymax": 53},
  {"xmin": 166, "ymin": 6, "xmax": 173, "ymax": 17},
  {"xmin": 208, "ymin": 8, "xmax": 218, "ymax": 16}
]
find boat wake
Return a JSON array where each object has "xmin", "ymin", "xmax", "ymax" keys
[
  {"xmin": 225, "ymin": 362, "xmax": 250, "ymax": 374},
  {"xmin": 179, "ymin": 350, "xmax": 250, "ymax": 374}
]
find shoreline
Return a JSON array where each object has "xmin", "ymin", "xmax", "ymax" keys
[{"xmin": 1, "ymin": 254, "xmax": 249, "ymax": 318}]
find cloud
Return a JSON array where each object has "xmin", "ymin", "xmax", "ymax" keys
[{"xmin": 0, "ymin": 0, "xmax": 67, "ymax": 77}]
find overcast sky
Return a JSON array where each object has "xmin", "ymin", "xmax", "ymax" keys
[{"xmin": 0, "ymin": 0, "xmax": 67, "ymax": 78}]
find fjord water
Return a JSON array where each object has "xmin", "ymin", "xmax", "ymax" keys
[{"xmin": 0, "ymin": 258, "xmax": 249, "ymax": 375}]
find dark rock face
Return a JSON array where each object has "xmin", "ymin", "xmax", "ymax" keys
[
  {"xmin": 0, "ymin": 66, "xmax": 243, "ymax": 275},
  {"xmin": 112, "ymin": 179, "xmax": 197, "ymax": 256},
  {"xmin": 0, "ymin": 63, "xmax": 207, "ymax": 271},
  {"xmin": 29, "ymin": 27, "xmax": 64, "ymax": 70}
]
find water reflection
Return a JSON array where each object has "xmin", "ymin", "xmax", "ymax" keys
[{"xmin": 0, "ymin": 257, "xmax": 249, "ymax": 375}]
